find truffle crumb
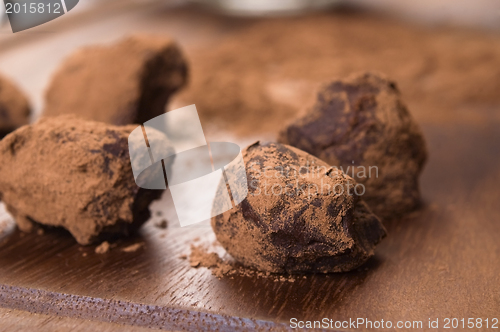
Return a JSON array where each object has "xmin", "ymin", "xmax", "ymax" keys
[
  {"xmin": 189, "ymin": 245, "xmax": 220, "ymax": 268},
  {"xmin": 189, "ymin": 245, "xmax": 299, "ymax": 282},
  {"xmin": 155, "ymin": 219, "xmax": 168, "ymax": 229},
  {"xmin": 95, "ymin": 241, "xmax": 110, "ymax": 254},
  {"xmin": 121, "ymin": 243, "xmax": 144, "ymax": 253}
]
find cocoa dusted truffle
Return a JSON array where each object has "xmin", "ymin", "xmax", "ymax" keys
[
  {"xmin": 43, "ymin": 35, "xmax": 188, "ymax": 125},
  {"xmin": 0, "ymin": 115, "xmax": 173, "ymax": 245},
  {"xmin": 278, "ymin": 72, "xmax": 427, "ymax": 219},
  {"xmin": 0, "ymin": 74, "xmax": 31, "ymax": 138},
  {"xmin": 211, "ymin": 142, "xmax": 386, "ymax": 273}
]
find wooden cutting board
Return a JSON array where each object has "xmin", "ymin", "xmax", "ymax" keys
[{"xmin": 0, "ymin": 2, "xmax": 499, "ymax": 331}]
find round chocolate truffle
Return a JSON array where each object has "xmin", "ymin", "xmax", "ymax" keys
[
  {"xmin": 211, "ymin": 142, "xmax": 386, "ymax": 273},
  {"xmin": 278, "ymin": 72, "xmax": 427, "ymax": 219},
  {"xmin": 0, "ymin": 115, "xmax": 173, "ymax": 245}
]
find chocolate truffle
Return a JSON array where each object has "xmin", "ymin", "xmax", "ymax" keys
[
  {"xmin": 211, "ymin": 142, "xmax": 386, "ymax": 273},
  {"xmin": 0, "ymin": 74, "xmax": 31, "ymax": 138},
  {"xmin": 43, "ymin": 35, "xmax": 188, "ymax": 125},
  {"xmin": 278, "ymin": 72, "xmax": 427, "ymax": 219},
  {"xmin": 0, "ymin": 115, "xmax": 173, "ymax": 245}
]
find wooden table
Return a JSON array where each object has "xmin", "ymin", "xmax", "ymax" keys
[{"xmin": 0, "ymin": 2, "xmax": 499, "ymax": 331}]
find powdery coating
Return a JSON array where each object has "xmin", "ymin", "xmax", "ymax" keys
[
  {"xmin": 211, "ymin": 142, "xmax": 386, "ymax": 274},
  {"xmin": 0, "ymin": 74, "xmax": 31, "ymax": 138},
  {"xmin": 0, "ymin": 115, "xmax": 170, "ymax": 245},
  {"xmin": 44, "ymin": 35, "xmax": 188, "ymax": 125},
  {"xmin": 279, "ymin": 72, "xmax": 428, "ymax": 219}
]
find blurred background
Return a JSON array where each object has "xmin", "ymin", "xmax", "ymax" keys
[{"xmin": 0, "ymin": 0, "xmax": 499, "ymax": 170}]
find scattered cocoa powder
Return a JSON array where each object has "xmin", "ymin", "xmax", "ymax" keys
[
  {"xmin": 44, "ymin": 35, "xmax": 188, "ymax": 125},
  {"xmin": 189, "ymin": 244, "xmax": 299, "ymax": 282},
  {"xmin": 0, "ymin": 74, "xmax": 31, "ymax": 138},
  {"xmin": 95, "ymin": 241, "xmax": 110, "ymax": 254},
  {"xmin": 0, "ymin": 115, "xmax": 173, "ymax": 245},
  {"xmin": 189, "ymin": 245, "xmax": 218, "ymax": 268},
  {"xmin": 279, "ymin": 72, "xmax": 427, "ymax": 219},
  {"xmin": 121, "ymin": 243, "xmax": 144, "ymax": 253},
  {"xmin": 211, "ymin": 141, "xmax": 386, "ymax": 274}
]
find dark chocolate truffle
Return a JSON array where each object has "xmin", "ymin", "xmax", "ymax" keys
[
  {"xmin": 278, "ymin": 72, "xmax": 427, "ymax": 219},
  {"xmin": 43, "ymin": 35, "xmax": 188, "ymax": 125},
  {"xmin": 0, "ymin": 115, "xmax": 172, "ymax": 245},
  {"xmin": 0, "ymin": 74, "xmax": 31, "ymax": 138},
  {"xmin": 211, "ymin": 142, "xmax": 386, "ymax": 273}
]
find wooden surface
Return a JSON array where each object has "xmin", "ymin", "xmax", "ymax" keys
[{"xmin": 0, "ymin": 2, "xmax": 500, "ymax": 331}]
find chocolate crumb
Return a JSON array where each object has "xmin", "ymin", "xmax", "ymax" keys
[
  {"xmin": 121, "ymin": 243, "xmax": 144, "ymax": 253},
  {"xmin": 155, "ymin": 219, "xmax": 168, "ymax": 229},
  {"xmin": 190, "ymin": 245, "xmax": 220, "ymax": 268},
  {"xmin": 189, "ymin": 245, "xmax": 299, "ymax": 282},
  {"xmin": 95, "ymin": 241, "xmax": 110, "ymax": 254}
]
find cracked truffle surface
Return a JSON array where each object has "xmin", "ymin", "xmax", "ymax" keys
[
  {"xmin": 0, "ymin": 115, "xmax": 172, "ymax": 245},
  {"xmin": 279, "ymin": 72, "xmax": 427, "ymax": 219},
  {"xmin": 211, "ymin": 142, "xmax": 386, "ymax": 273}
]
